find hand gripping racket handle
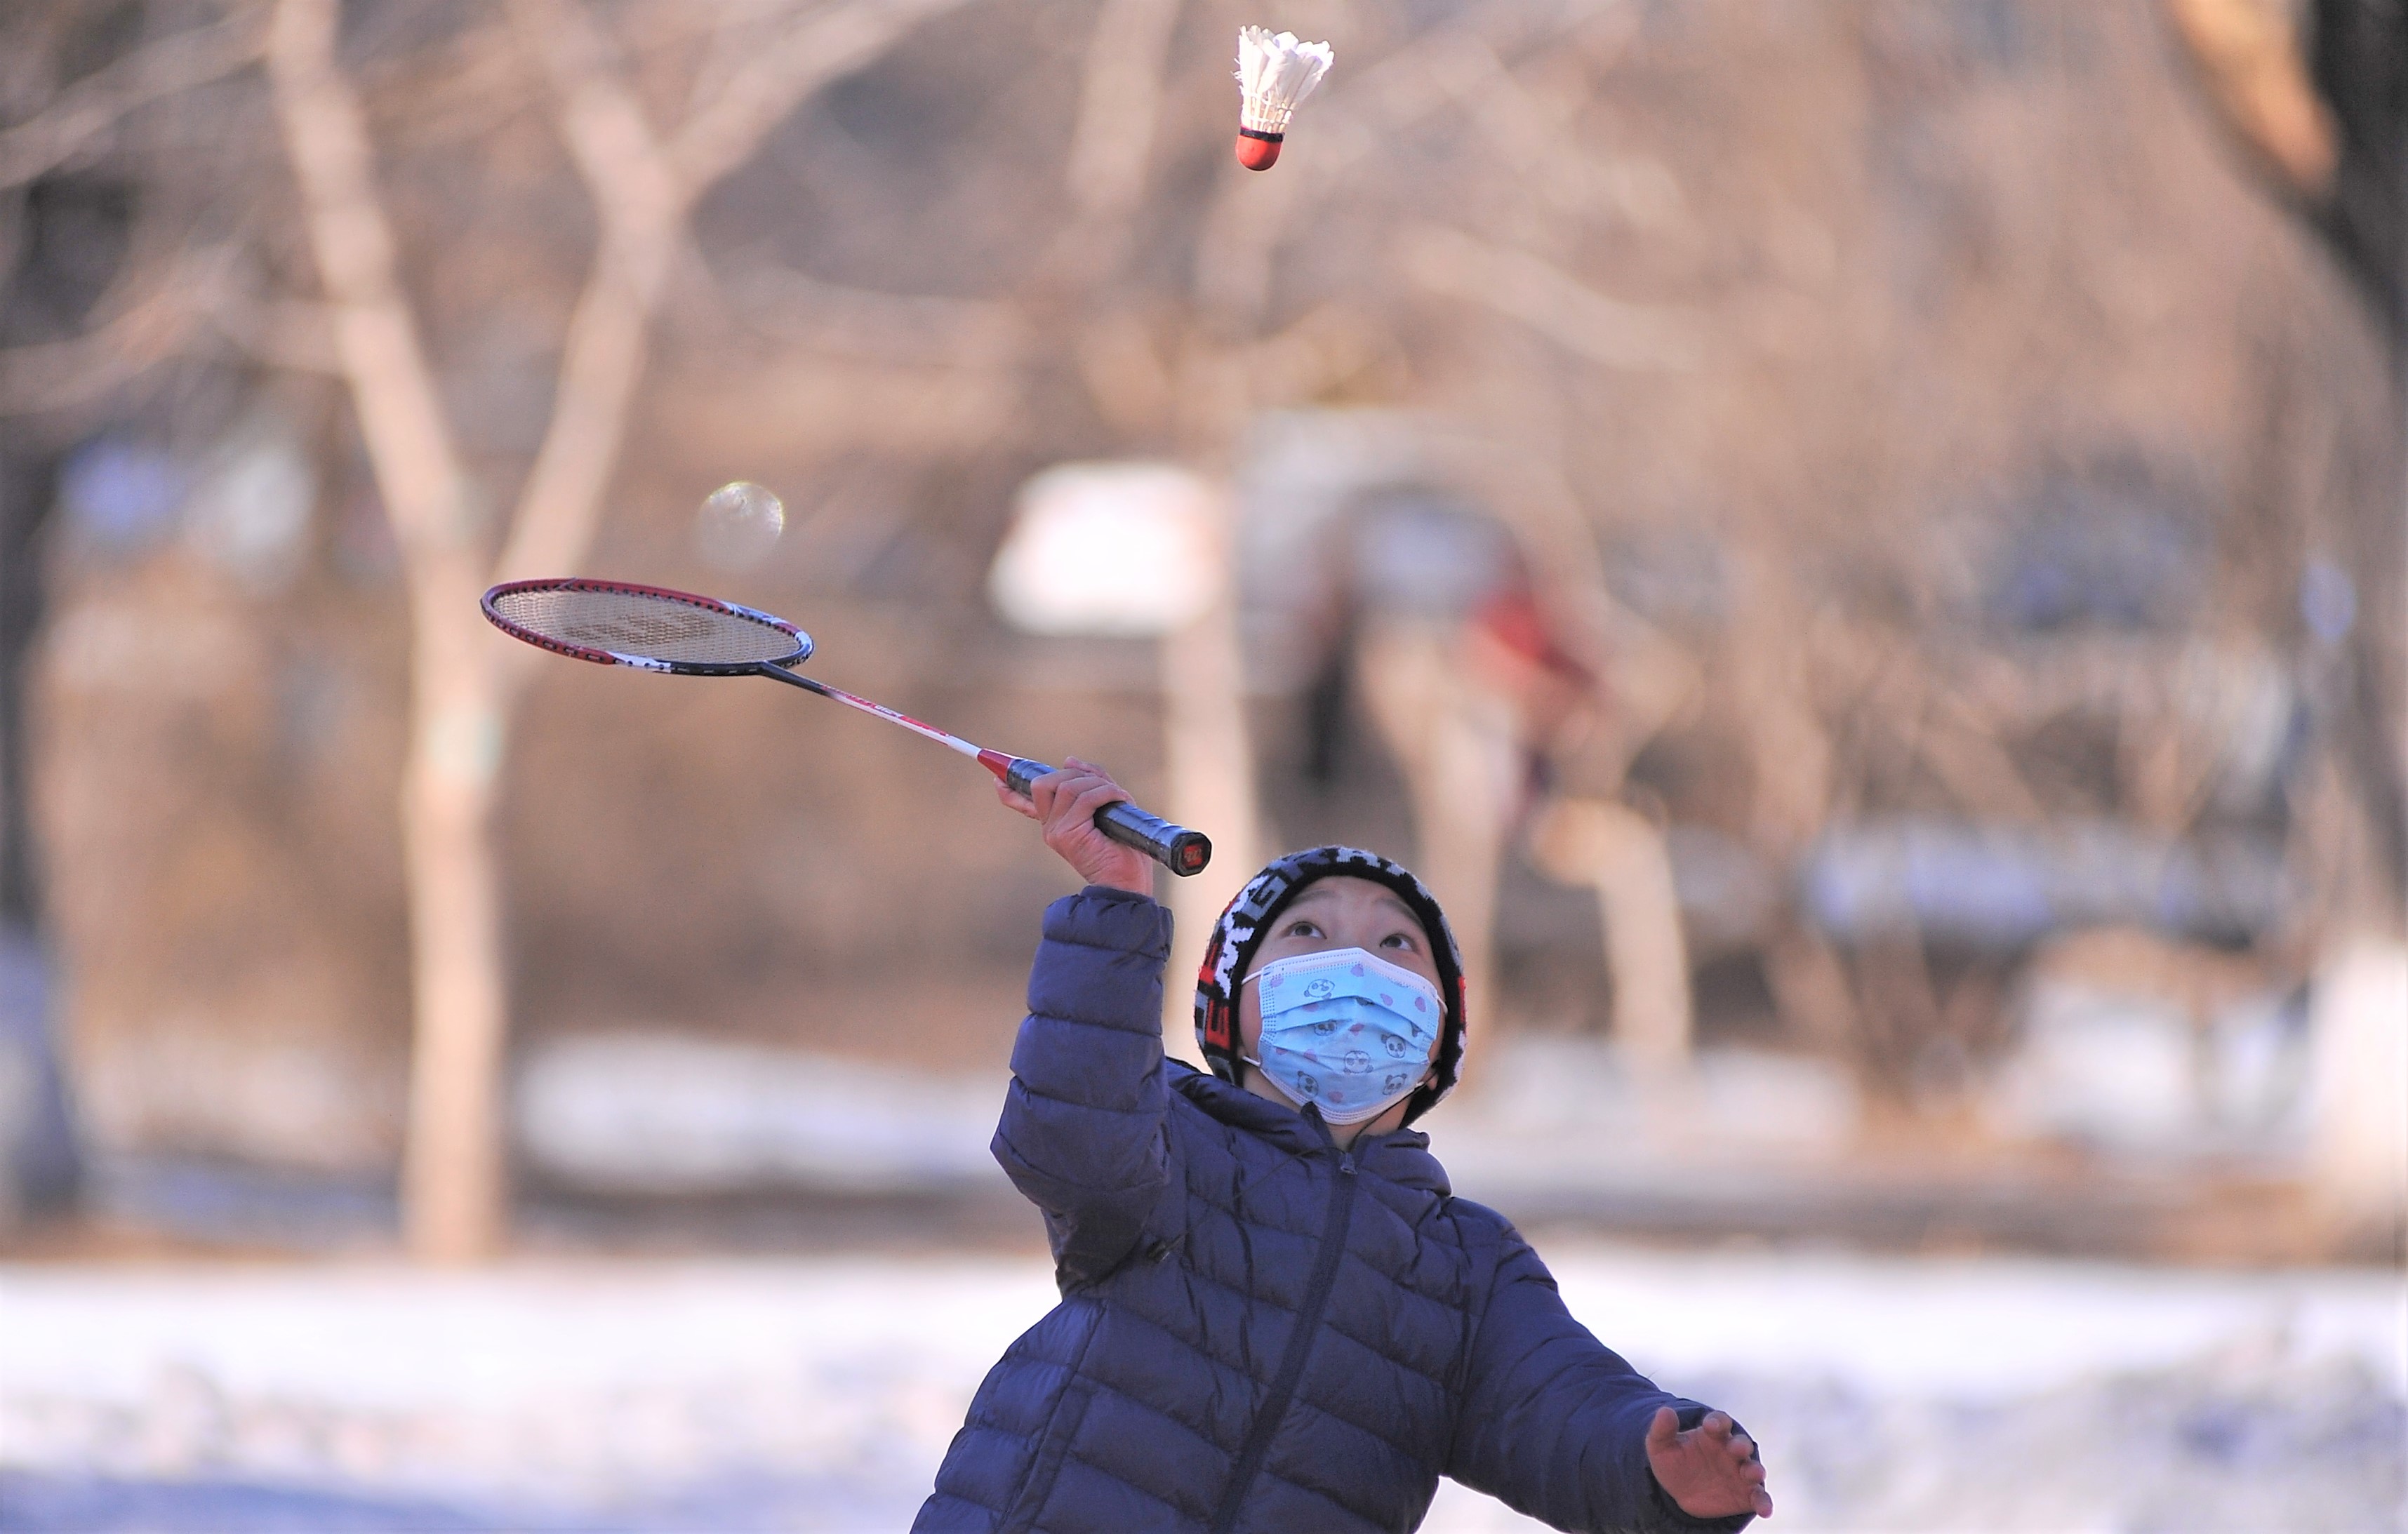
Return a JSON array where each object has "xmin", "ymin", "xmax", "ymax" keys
[{"xmin": 1004, "ymin": 758, "xmax": 1213, "ymax": 877}]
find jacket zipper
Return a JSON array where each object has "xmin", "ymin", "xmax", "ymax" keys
[{"xmin": 1209, "ymin": 1146, "xmax": 1360, "ymax": 1533}]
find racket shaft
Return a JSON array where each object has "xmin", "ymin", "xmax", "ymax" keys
[
  {"xmin": 1002, "ymin": 758, "xmax": 1213, "ymax": 877},
  {"xmin": 763, "ymin": 667, "xmax": 980, "ymax": 757},
  {"xmin": 759, "ymin": 667, "xmax": 1211, "ymax": 875}
]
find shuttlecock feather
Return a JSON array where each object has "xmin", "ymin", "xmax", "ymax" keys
[{"xmin": 1233, "ymin": 26, "xmax": 1332, "ymax": 170}]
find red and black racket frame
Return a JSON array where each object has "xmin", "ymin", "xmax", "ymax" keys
[{"xmin": 481, "ymin": 578, "xmax": 1211, "ymax": 877}]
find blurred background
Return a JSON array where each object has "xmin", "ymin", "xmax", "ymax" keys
[{"xmin": 0, "ymin": 0, "xmax": 2402, "ymax": 1529}]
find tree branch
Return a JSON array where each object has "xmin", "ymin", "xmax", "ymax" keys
[
  {"xmin": 0, "ymin": 252, "xmax": 213, "ymax": 413},
  {"xmin": 494, "ymin": 0, "xmax": 986, "ymax": 596},
  {"xmin": 0, "ymin": 12, "xmax": 267, "ymax": 190},
  {"xmin": 1064, "ymin": 0, "xmax": 1182, "ymax": 236},
  {"xmin": 490, "ymin": 0, "xmax": 689, "ymax": 592},
  {"xmin": 267, "ymin": 0, "xmax": 479, "ymax": 566},
  {"xmin": 718, "ymin": 248, "xmax": 1027, "ymax": 366},
  {"xmin": 668, "ymin": 0, "xmax": 978, "ymax": 193},
  {"xmin": 2160, "ymin": 0, "xmax": 2338, "ymax": 200},
  {"xmin": 206, "ymin": 289, "xmax": 345, "ymax": 375},
  {"xmin": 1402, "ymin": 225, "xmax": 1702, "ymax": 372}
]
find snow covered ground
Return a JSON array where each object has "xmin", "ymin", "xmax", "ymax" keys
[{"xmin": 2, "ymin": 1246, "xmax": 2400, "ymax": 1532}]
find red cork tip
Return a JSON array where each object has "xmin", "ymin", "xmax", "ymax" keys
[{"xmin": 1235, "ymin": 133, "xmax": 1282, "ymax": 171}]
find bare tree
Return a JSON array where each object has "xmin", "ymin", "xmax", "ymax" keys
[
  {"xmin": 262, "ymin": 0, "xmax": 978, "ymax": 1259},
  {"xmin": 8, "ymin": 0, "xmax": 2393, "ymax": 1220}
]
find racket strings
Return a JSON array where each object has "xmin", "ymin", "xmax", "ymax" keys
[{"xmin": 493, "ymin": 585, "xmax": 801, "ymax": 666}]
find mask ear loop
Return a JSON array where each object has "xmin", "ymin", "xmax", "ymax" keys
[{"xmin": 1232, "ymin": 969, "xmax": 1263, "ymax": 1090}]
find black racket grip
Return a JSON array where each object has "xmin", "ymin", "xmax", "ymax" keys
[{"xmin": 1004, "ymin": 758, "xmax": 1213, "ymax": 877}]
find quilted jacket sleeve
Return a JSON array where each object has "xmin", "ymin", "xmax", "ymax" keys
[
  {"xmin": 1447, "ymin": 1229, "xmax": 1755, "ymax": 1534},
  {"xmin": 992, "ymin": 886, "xmax": 1177, "ymax": 1290}
]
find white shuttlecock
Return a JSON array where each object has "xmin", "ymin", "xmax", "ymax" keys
[{"xmin": 1234, "ymin": 26, "xmax": 1332, "ymax": 171}]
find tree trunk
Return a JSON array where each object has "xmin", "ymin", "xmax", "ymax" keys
[
  {"xmin": 1158, "ymin": 495, "xmax": 1261, "ymax": 1065},
  {"xmin": 399, "ymin": 620, "xmax": 508, "ymax": 1260},
  {"xmin": 270, "ymin": 0, "xmax": 507, "ymax": 1260}
]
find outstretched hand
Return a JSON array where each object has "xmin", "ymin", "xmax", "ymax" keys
[
  {"xmin": 1646, "ymin": 1406, "xmax": 1771, "ymax": 1521},
  {"xmin": 996, "ymin": 756, "xmax": 1152, "ymax": 895}
]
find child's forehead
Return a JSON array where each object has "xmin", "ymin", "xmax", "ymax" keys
[{"xmin": 1283, "ymin": 876, "xmax": 1422, "ymax": 926}]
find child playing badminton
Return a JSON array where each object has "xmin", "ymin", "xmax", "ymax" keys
[{"xmin": 914, "ymin": 760, "xmax": 1772, "ymax": 1534}]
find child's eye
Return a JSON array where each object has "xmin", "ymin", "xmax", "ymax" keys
[
  {"xmin": 1284, "ymin": 919, "xmax": 1323, "ymax": 938},
  {"xmin": 1381, "ymin": 933, "xmax": 1417, "ymax": 950}
]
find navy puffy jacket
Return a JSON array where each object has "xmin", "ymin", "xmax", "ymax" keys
[{"xmin": 915, "ymin": 887, "xmax": 1754, "ymax": 1534}]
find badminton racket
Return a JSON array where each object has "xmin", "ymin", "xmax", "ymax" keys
[{"xmin": 481, "ymin": 578, "xmax": 1212, "ymax": 876}]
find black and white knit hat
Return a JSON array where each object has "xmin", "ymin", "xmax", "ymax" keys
[{"xmin": 1192, "ymin": 846, "xmax": 1468, "ymax": 1126}]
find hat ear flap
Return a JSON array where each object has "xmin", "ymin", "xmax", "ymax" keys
[
  {"xmin": 1398, "ymin": 970, "xmax": 1467, "ymax": 1126},
  {"xmin": 1192, "ymin": 925, "xmax": 1241, "ymax": 1082}
]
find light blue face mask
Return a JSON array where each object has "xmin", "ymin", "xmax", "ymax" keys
[{"xmin": 1242, "ymin": 947, "xmax": 1443, "ymax": 1125}]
